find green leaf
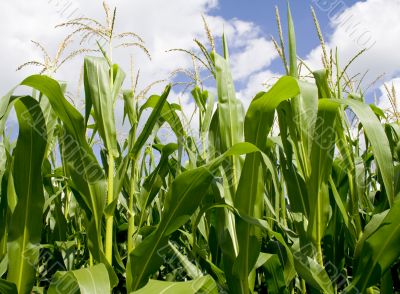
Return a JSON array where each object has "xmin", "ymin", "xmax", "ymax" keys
[
  {"xmin": 211, "ymin": 48, "xmax": 244, "ymax": 190},
  {"xmin": 257, "ymin": 253, "xmax": 287, "ymax": 294},
  {"xmin": 131, "ymin": 275, "xmax": 218, "ymax": 294},
  {"xmin": 0, "ymin": 279, "xmax": 17, "ymax": 294},
  {"xmin": 84, "ymin": 56, "xmax": 123, "ymax": 156},
  {"xmin": 130, "ymin": 85, "xmax": 171, "ymax": 159},
  {"xmin": 140, "ymin": 143, "xmax": 178, "ymax": 209},
  {"xmin": 313, "ymin": 69, "xmax": 332, "ymax": 99},
  {"xmin": 320, "ymin": 97, "xmax": 394, "ymax": 205},
  {"xmin": 139, "ymin": 91, "xmax": 185, "ymax": 141},
  {"xmin": 211, "ymin": 49, "xmax": 244, "ymax": 145},
  {"xmin": 344, "ymin": 98, "xmax": 395, "ymax": 205},
  {"xmin": 20, "ymin": 75, "xmax": 117, "ymax": 286},
  {"xmin": 287, "ymin": 2, "xmax": 298, "ymax": 78},
  {"xmin": 233, "ymin": 76, "xmax": 301, "ymax": 292},
  {"xmin": 292, "ymin": 244, "xmax": 334, "ymax": 294},
  {"xmin": 48, "ymin": 264, "xmax": 110, "ymax": 294},
  {"xmin": 6, "ymin": 96, "xmax": 47, "ymax": 294},
  {"xmin": 349, "ymin": 197, "xmax": 400, "ymax": 292},
  {"xmin": 122, "ymin": 90, "xmax": 137, "ymax": 127},
  {"xmin": 307, "ymin": 100, "xmax": 340, "ymax": 244},
  {"xmin": 126, "ymin": 143, "xmax": 258, "ymax": 291},
  {"xmin": 168, "ymin": 241, "xmax": 203, "ymax": 279}
]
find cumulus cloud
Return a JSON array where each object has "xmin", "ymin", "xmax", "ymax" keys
[
  {"xmin": 0, "ymin": 0, "xmax": 281, "ymax": 139},
  {"xmin": 303, "ymin": 0, "xmax": 400, "ymax": 87},
  {"xmin": 0, "ymin": 0, "xmax": 277, "ymax": 97},
  {"xmin": 231, "ymin": 38, "xmax": 277, "ymax": 80}
]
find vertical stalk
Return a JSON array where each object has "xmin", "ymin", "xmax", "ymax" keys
[
  {"xmin": 201, "ymin": 131, "xmax": 207, "ymax": 160},
  {"xmin": 127, "ymin": 159, "xmax": 137, "ymax": 253},
  {"xmin": 105, "ymin": 153, "xmax": 115, "ymax": 264},
  {"xmin": 89, "ymin": 252, "xmax": 94, "ymax": 267},
  {"xmin": 301, "ymin": 279, "xmax": 307, "ymax": 293},
  {"xmin": 315, "ymin": 187, "xmax": 324, "ymax": 267},
  {"xmin": 105, "ymin": 35, "xmax": 115, "ymax": 265},
  {"xmin": 64, "ymin": 189, "xmax": 71, "ymax": 217},
  {"xmin": 315, "ymin": 190, "xmax": 324, "ymax": 267},
  {"xmin": 280, "ymin": 189, "xmax": 287, "ymax": 227}
]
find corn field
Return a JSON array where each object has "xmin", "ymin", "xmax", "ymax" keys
[{"xmin": 0, "ymin": 2, "xmax": 399, "ymax": 294}]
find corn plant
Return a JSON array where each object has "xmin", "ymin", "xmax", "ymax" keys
[{"xmin": 0, "ymin": 2, "xmax": 399, "ymax": 293}]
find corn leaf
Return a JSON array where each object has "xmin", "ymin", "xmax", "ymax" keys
[
  {"xmin": 131, "ymin": 275, "xmax": 218, "ymax": 294},
  {"xmin": 126, "ymin": 143, "xmax": 258, "ymax": 291},
  {"xmin": 20, "ymin": 75, "xmax": 117, "ymax": 286},
  {"xmin": 233, "ymin": 76, "xmax": 300, "ymax": 292},
  {"xmin": 0, "ymin": 279, "xmax": 17, "ymax": 294},
  {"xmin": 348, "ymin": 198, "xmax": 400, "ymax": 292},
  {"xmin": 6, "ymin": 96, "xmax": 47, "ymax": 294},
  {"xmin": 48, "ymin": 264, "xmax": 110, "ymax": 294},
  {"xmin": 84, "ymin": 56, "xmax": 123, "ymax": 156},
  {"xmin": 130, "ymin": 85, "xmax": 171, "ymax": 159}
]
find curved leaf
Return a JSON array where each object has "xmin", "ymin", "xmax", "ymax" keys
[
  {"xmin": 131, "ymin": 275, "xmax": 218, "ymax": 294},
  {"xmin": 84, "ymin": 56, "xmax": 124, "ymax": 156},
  {"xmin": 233, "ymin": 76, "xmax": 301, "ymax": 292},
  {"xmin": 348, "ymin": 198, "xmax": 400, "ymax": 292},
  {"xmin": 48, "ymin": 264, "xmax": 110, "ymax": 294},
  {"xmin": 126, "ymin": 143, "xmax": 258, "ymax": 291},
  {"xmin": 6, "ymin": 97, "xmax": 47, "ymax": 294},
  {"xmin": 130, "ymin": 85, "xmax": 171, "ymax": 159}
]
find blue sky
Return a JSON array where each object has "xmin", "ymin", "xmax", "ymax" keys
[
  {"xmin": 212, "ymin": 0, "xmax": 360, "ymax": 73},
  {"xmin": 213, "ymin": 0, "xmax": 325, "ymax": 57}
]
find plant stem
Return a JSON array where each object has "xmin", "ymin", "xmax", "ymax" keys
[
  {"xmin": 104, "ymin": 35, "xmax": 115, "ymax": 265},
  {"xmin": 105, "ymin": 153, "xmax": 115, "ymax": 265},
  {"xmin": 316, "ymin": 191, "xmax": 324, "ymax": 267},
  {"xmin": 127, "ymin": 159, "xmax": 137, "ymax": 253},
  {"xmin": 301, "ymin": 279, "xmax": 307, "ymax": 293}
]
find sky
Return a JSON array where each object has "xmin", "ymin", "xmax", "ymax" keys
[{"xmin": 0, "ymin": 0, "xmax": 399, "ymax": 137}]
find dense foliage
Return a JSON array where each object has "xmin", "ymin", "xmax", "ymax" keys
[{"xmin": 0, "ymin": 2, "xmax": 399, "ymax": 293}]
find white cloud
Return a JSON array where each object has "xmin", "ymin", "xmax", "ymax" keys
[
  {"xmin": 0, "ymin": 0, "xmax": 277, "ymax": 96},
  {"xmin": 303, "ymin": 0, "xmax": 400, "ymax": 88},
  {"xmin": 231, "ymin": 38, "xmax": 278, "ymax": 81},
  {"xmin": 0, "ymin": 0, "xmax": 281, "ymax": 142}
]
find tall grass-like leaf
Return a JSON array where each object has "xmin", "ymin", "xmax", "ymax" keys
[
  {"xmin": 233, "ymin": 76, "xmax": 300, "ymax": 293},
  {"xmin": 126, "ymin": 143, "xmax": 258, "ymax": 291},
  {"xmin": 140, "ymin": 143, "xmax": 178, "ymax": 210},
  {"xmin": 6, "ymin": 96, "xmax": 47, "ymax": 294},
  {"xmin": 84, "ymin": 56, "xmax": 123, "ymax": 156},
  {"xmin": 0, "ymin": 89, "xmax": 18, "ymax": 132},
  {"xmin": 131, "ymin": 275, "xmax": 218, "ymax": 294},
  {"xmin": 292, "ymin": 247, "xmax": 334, "ymax": 294},
  {"xmin": 344, "ymin": 99, "xmax": 395, "ymax": 205},
  {"xmin": 306, "ymin": 100, "xmax": 339, "ymax": 258},
  {"xmin": 167, "ymin": 241, "xmax": 203, "ymax": 279},
  {"xmin": 48, "ymin": 264, "xmax": 110, "ymax": 294},
  {"xmin": 139, "ymin": 91, "xmax": 184, "ymax": 144},
  {"xmin": 322, "ymin": 97, "xmax": 394, "ymax": 205},
  {"xmin": 209, "ymin": 36, "xmax": 247, "ymax": 292},
  {"xmin": 0, "ymin": 279, "xmax": 17, "ymax": 294},
  {"xmin": 20, "ymin": 75, "xmax": 117, "ymax": 285},
  {"xmin": 287, "ymin": 2, "xmax": 298, "ymax": 79},
  {"xmin": 287, "ymin": 3, "xmax": 319, "ymax": 181},
  {"xmin": 257, "ymin": 253, "xmax": 287, "ymax": 294},
  {"xmin": 211, "ymin": 37, "xmax": 244, "ymax": 186},
  {"xmin": 347, "ymin": 198, "xmax": 400, "ymax": 292},
  {"xmin": 130, "ymin": 85, "xmax": 171, "ymax": 159},
  {"xmin": 0, "ymin": 140, "xmax": 11, "ymax": 261},
  {"xmin": 84, "ymin": 57, "xmax": 124, "ymax": 266}
]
